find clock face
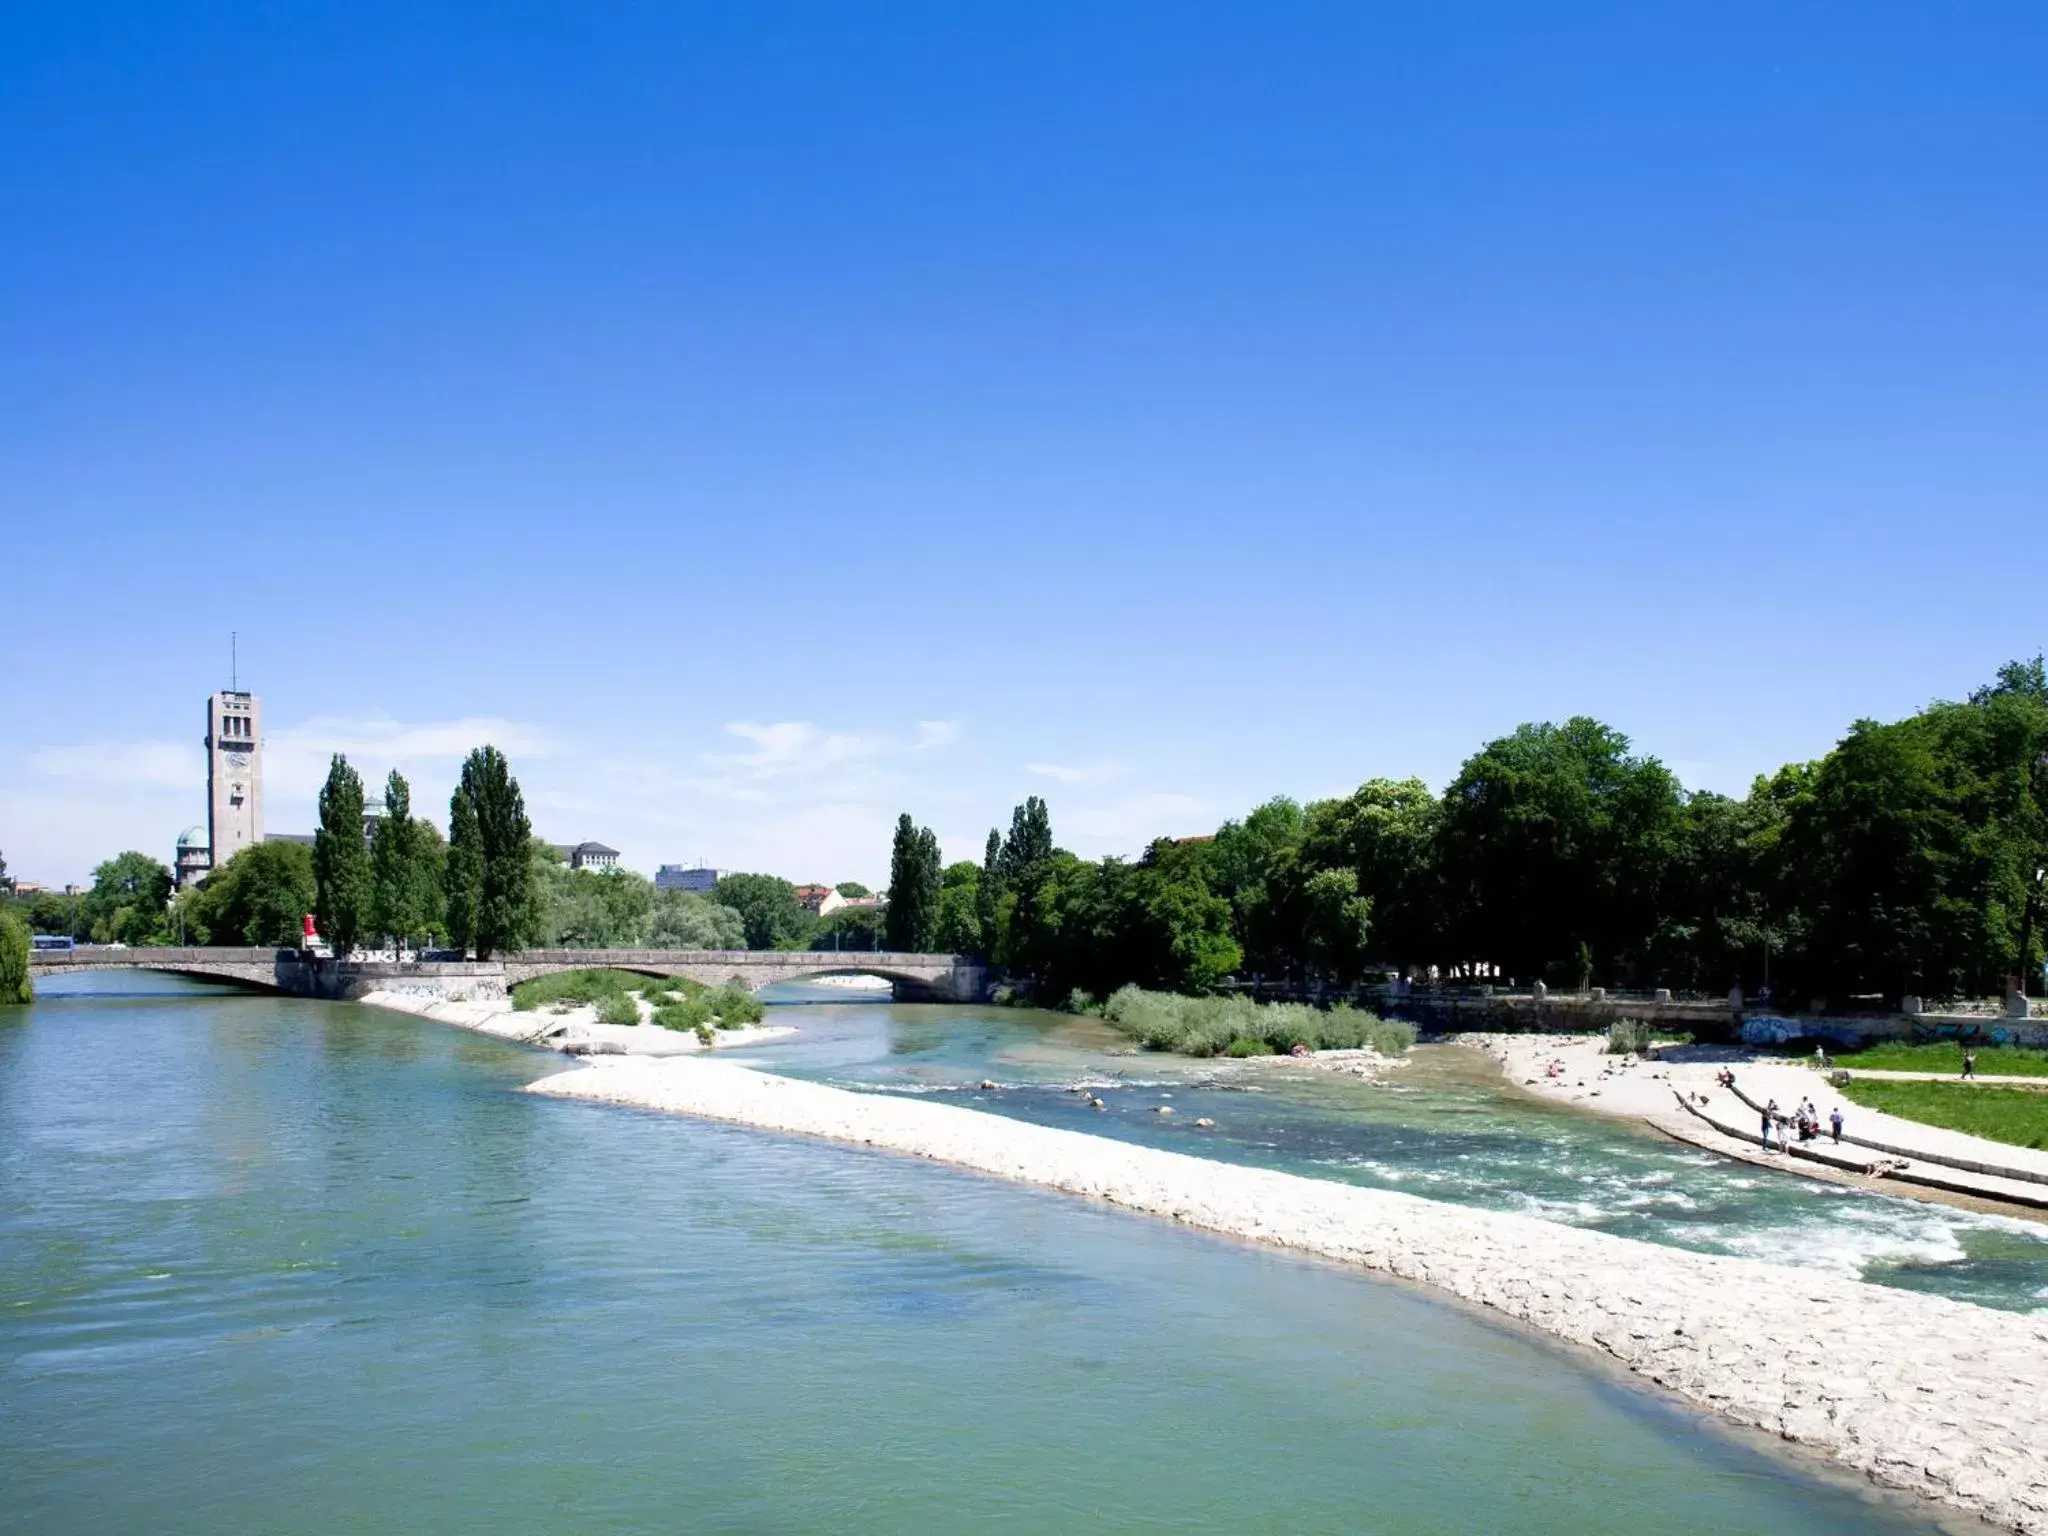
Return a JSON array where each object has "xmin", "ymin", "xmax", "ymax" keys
[{"xmin": 226, "ymin": 751, "xmax": 250, "ymax": 771}]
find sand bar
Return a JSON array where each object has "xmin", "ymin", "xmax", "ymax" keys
[{"xmin": 528, "ymin": 1053, "xmax": 2048, "ymax": 1532}]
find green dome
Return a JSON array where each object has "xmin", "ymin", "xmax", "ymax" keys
[{"xmin": 177, "ymin": 825, "xmax": 208, "ymax": 849}]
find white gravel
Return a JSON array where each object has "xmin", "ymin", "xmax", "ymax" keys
[{"xmin": 528, "ymin": 1053, "xmax": 2048, "ymax": 1533}]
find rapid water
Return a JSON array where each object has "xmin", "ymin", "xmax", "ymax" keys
[
  {"xmin": 743, "ymin": 987, "xmax": 2048, "ymax": 1314},
  {"xmin": 0, "ymin": 975, "xmax": 1972, "ymax": 1533}
]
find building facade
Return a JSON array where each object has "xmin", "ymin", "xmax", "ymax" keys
[
  {"xmin": 205, "ymin": 690, "xmax": 264, "ymax": 871},
  {"xmin": 568, "ymin": 842, "xmax": 620, "ymax": 872},
  {"xmin": 655, "ymin": 865, "xmax": 725, "ymax": 893},
  {"xmin": 175, "ymin": 825, "xmax": 211, "ymax": 890}
]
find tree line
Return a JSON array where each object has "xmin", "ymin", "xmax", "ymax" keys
[
  {"xmin": 890, "ymin": 658, "xmax": 2048, "ymax": 1008},
  {"xmin": 16, "ymin": 656, "xmax": 2044, "ymax": 1001}
]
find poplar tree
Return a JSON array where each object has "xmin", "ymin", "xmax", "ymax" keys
[
  {"xmin": 976, "ymin": 827, "xmax": 1003, "ymax": 955},
  {"xmin": 885, "ymin": 813, "xmax": 944, "ymax": 951},
  {"xmin": 314, "ymin": 754, "xmax": 370, "ymax": 954},
  {"xmin": 370, "ymin": 770, "xmax": 444, "ymax": 949},
  {"xmin": 446, "ymin": 746, "xmax": 533, "ymax": 960}
]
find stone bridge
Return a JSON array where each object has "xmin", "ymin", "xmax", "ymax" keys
[
  {"xmin": 500, "ymin": 949, "xmax": 986, "ymax": 1002},
  {"xmin": 26, "ymin": 947, "xmax": 988, "ymax": 1004}
]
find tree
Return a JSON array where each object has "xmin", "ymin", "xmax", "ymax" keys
[
  {"xmin": 0, "ymin": 846, "xmax": 11, "ymax": 893},
  {"xmin": 711, "ymin": 873, "xmax": 814, "ymax": 950},
  {"xmin": 648, "ymin": 890, "xmax": 748, "ymax": 949},
  {"xmin": 885, "ymin": 814, "xmax": 943, "ymax": 951},
  {"xmin": 0, "ymin": 909, "xmax": 30, "ymax": 1004},
  {"xmin": 813, "ymin": 905, "xmax": 887, "ymax": 951},
  {"xmin": 834, "ymin": 881, "xmax": 872, "ymax": 899},
  {"xmin": 931, "ymin": 861, "xmax": 985, "ymax": 954},
  {"xmin": 314, "ymin": 754, "xmax": 370, "ymax": 954},
  {"xmin": 369, "ymin": 770, "xmax": 444, "ymax": 948},
  {"xmin": 1436, "ymin": 718, "xmax": 1683, "ymax": 985},
  {"xmin": 997, "ymin": 796, "xmax": 1054, "ymax": 884},
  {"xmin": 1298, "ymin": 779, "xmax": 1440, "ymax": 974},
  {"xmin": 77, "ymin": 851, "xmax": 174, "ymax": 946},
  {"xmin": 1210, "ymin": 798, "xmax": 1306, "ymax": 974},
  {"xmin": 191, "ymin": 842, "xmax": 317, "ymax": 946},
  {"xmin": 976, "ymin": 828, "xmax": 1003, "ymax": 960},
  {"xmin": 445, "ymin": 746, "xmax": 534, "ymax": 959}
]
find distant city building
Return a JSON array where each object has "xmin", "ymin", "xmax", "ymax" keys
[
  {"xmin": 11, "ymin": 881, "xmax": 47, "ymax": 897},
  {"xmin": 567, "ymin": 841, "xmax": 620, "ymax": 872},
  {"xmin": 175, "ymin": 825, "xmax": 211, "ymax": 890},
  {"xmin": 206, "ymin": 689, "xmax": 264, "ymax": 871},
  {"xmin": 655, "ymin": 865, "xmax": 725, "ymax": 893},
  {"xmin": 838, "ymin": 893, "xmax": 886, "ymax": 911}
]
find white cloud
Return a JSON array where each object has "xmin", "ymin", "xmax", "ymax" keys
[
  {"xmin": 709, "ymin": 721, "xmax": 885, "ymax": 776},
  {"xmin": 915, "ymin": 720, "xmax": 960, "ymax": 749}
]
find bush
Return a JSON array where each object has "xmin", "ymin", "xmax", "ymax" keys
[
  {"xmin": 0, "ymin": 911, "xmax": 30, "ymax": 1006},
  {"xmin": 1099, "ymin": 985, "xmax": 1413, "ymax": 1059},
  {"xmin": 1606, "ymin": 1018, "xmax": 1653, "ymax": 1055},
  {"xmin": 654, "ymin": 996, "xmax": 712, "ymax": 1032},
  {"xmin": 596, "ymin": 992, "xmax": 641, "ymax": 1027},
  {"xmin": 1065, "ymin": 989, "xmax": 1098, "ymax": 1015},
  {"xmin": 694, "ymin": 1022, "xmax": 715, "ymax": 1046},
  {"xmin": 512, "ymin": 969, "xmax": 647, "ymax": 1012},
  {"xmin": 707, "ymin": 984, "xmax": 764, "ymax": 1028}
]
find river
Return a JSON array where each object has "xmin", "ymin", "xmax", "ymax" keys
[
  {"xmin": 0, "ymin": 975, "xmax": 1987, "ymax": 1532},
  {"xmin": 744, "ymin": 985, "xmax": 2048, "ymax": 1314}
]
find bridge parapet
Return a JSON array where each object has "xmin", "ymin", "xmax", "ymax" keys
[
  {"xmin": 27, "ymin": 947, "xmax": 989, "ymax": 1004},
  {"xmin": 502, "ymin": 949, "xmax": 988, "ymax": 1002}
]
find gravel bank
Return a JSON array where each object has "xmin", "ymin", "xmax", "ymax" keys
[
  {"xmin": 530, "ymin": 1054, "xmax": 2048, "ymax": 1532},
  {"xmin": 360, "ymin": 987, "xmax": 793, "ymax": 1056}
]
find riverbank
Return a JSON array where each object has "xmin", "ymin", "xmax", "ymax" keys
[
  {"xmin": 1464, "ymin": 1032, "xmax": 2048, "ymax": 1216},
  {"xmin": 359, "ymin": 987, "xmax": 793, "ymax": 1056},
  {"xmin": 529, "ymin": 1052, "xmax": 2048, "ymax": 1533}
]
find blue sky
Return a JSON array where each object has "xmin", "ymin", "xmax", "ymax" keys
[{"xmin": 3, "ymin": 3, "xmax": 2043, "ymax": 887}]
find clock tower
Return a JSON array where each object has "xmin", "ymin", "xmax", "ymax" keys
[{"xmin": 205, "ymin": 689, "xmax": 264, "ymax": 870}]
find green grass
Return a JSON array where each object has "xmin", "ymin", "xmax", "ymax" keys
[
  {"xmin": 1098, "ymin": 985, "xmax": 1415, "ymax": 1059},
  {"xmin": 1837, "ymin": 1079, "xmax": 2048, "ymax": 1151},
  {"xmin": 1833, "ymin": 1041, "xmax": 2048, "ymax": 1078}
]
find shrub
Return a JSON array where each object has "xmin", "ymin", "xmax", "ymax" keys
[
  {"xmin": 1065, "ymin": 989, "xmax": 1098, "ymax": 1015},
  {"xmin": 0, "ymin": 911, "xmax": 30, "ymax": 1006},
  {"xmin": 654, "ymin": 996, "xmax": 713, "ymax": 1032},
  {"xmin": 1099, "ymin": 985, "xmax": 1412, "ymax": 1059},
  {"xmin": 1606, "ymin": 1018, "xmax": 1653, "ymax": 1055},
  {"xmin": 596, "ymin": 992, "xmax": 641, "ymax": 1027},
  {"xmin": 512, "ymin": 969, "xmax": 644, "ymax": 1012},
  {"xmin": 707, "ymin": 984, "xmax": 764, "ymax": 1028},
  {"xmin": 694, "ymin": 1022, "xmax": 715, "ymax": 1046}
]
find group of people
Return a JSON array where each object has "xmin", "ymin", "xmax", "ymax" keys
[{"xmin": 1760, "ymin": 1095, "xmax": 1843, "ymax": 1150}]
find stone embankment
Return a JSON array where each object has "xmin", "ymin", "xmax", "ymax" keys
[{"xmin": 529, "ymin": 1055, "xmax": 2048, "ymax": 1533}]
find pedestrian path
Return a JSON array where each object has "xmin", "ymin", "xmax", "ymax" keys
[{"xmin": 1664, "ymin": 1068, "xmax": 2048, "ymax": 1212}]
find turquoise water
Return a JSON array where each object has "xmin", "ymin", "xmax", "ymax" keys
[
  {"xmin": 744, "ymin": 987, "xmax": 2048, "ymax": 1314},
  {"xmin": 0, "ymin": 975, "xmax": 1972, "ymax": 1532}
]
